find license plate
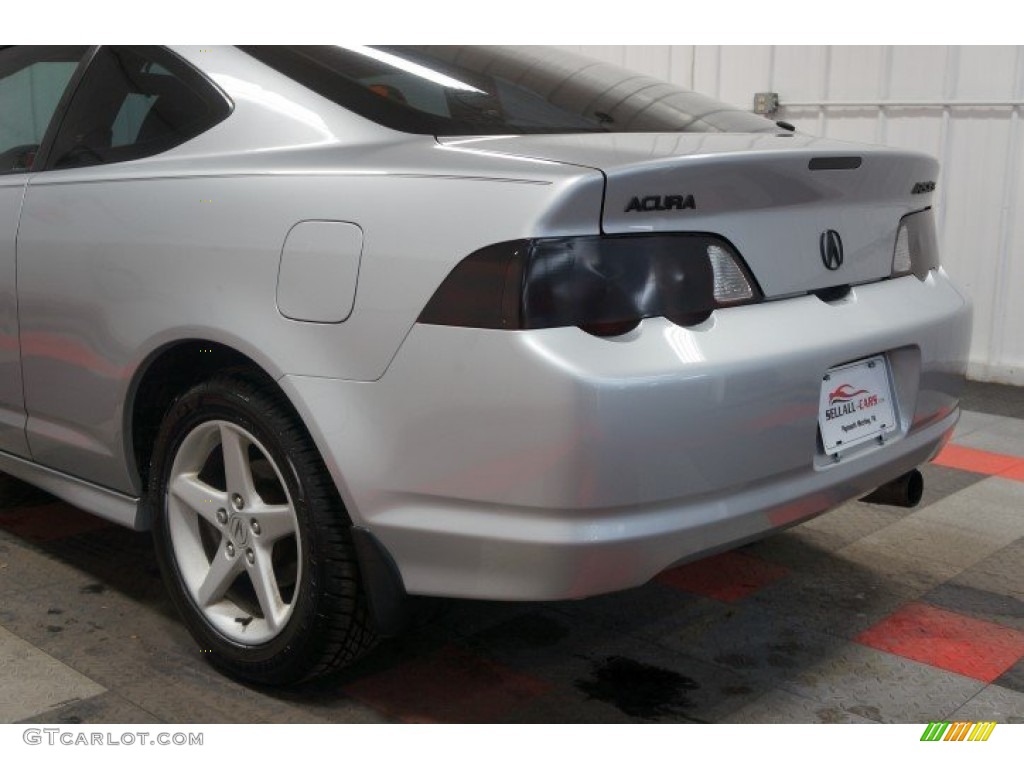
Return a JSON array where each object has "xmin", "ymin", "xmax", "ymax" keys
[{"xmin": 818, "ymin": 356, "xmax": 897, "ymax": 455}]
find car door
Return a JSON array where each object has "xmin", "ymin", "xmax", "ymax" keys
[
  {"xmin": 16, "ymin": 46, "xmax": 232, "ymax": 492},
  {"xmin": 0, "ymin": 46, "xmax": 88, "ymax": 457}
]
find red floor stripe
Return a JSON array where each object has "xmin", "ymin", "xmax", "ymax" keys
[
  {"xmin": 1000, "ymin": 462, "xmax": 1024, "ymax": 483},
  {"xmin": 934, "ymin": 444, "xmax": 1024, "ymax": 481},
  {"xmin": 856, "ymin": 602, "xmax": 1024, "ymax": 683},
  {"xmin": 343, "ymin": 644, "xmax": 551, "ymax": 723},
  {"xmin": 657, "ymin": 550, "xmax": 790, "ymax": 602}
]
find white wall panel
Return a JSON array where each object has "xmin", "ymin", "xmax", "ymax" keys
[
  {"xmin": 957, "ymin": 47, "xmax": 1018, "ymax": 101},
  {"xmin": 889, "ymin": 47, "xmax": 946, "ymax": 100},
  {"xmin": 666, "ymin": 46, "xmax": 695, "ymax": 89},
  {"xmin": 717, "ymin": 46, "xmax": 773, "ymax": 109},
  {"xmin": 692, "ymin": 46, "xmax": 721, "ymax": 98},
  {"xmin": 823, "ymin": 109, "xmax": 881, "ymax": 145},
  {"xmin": 558, "ymin": 44, "xmax": 1024, "ymax": 384},
  {"xmin": 828, "ymin": 47, "xmax": 885, "ymax": 101},
  {"xmin": 772, "ymin": 47, "xmax": 827, "ymax": 102},
  {"xmin": 883, "ymin": 111, "xmax": 944, "ymax": 158}
]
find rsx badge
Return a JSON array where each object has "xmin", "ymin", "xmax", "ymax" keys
[{"xmin": 624, "ymin": 194, "xmax": 696, "ymax": 212}]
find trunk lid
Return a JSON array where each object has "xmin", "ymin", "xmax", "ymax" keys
[{"xmin": 437, "ymin": 133, "xmax": 939, "ymax": 298}]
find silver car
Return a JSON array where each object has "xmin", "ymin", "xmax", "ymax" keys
[{"xmin": 0, "ymin": 45, "xmax": 971, "ymax": 684}]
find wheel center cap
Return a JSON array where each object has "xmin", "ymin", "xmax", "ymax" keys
[{"xmin": 228, "ymin": 514, "xmax": 249, "ymax": 546}]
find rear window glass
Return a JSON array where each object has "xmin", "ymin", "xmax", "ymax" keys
[
  {"xmin": 49, "ymin": 46, "xmax": 231, "ymax": 170},
  {"xmin": 239, "ymin": 45, "xmax": 776, "ymax": 136}
]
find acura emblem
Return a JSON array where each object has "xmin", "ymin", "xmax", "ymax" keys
[
  {"xmin": 820, "ymin": 229, "xmax": 844, "ymax": 271},
  {"xmin": 229, "ymin": 514, "xmax": 249, "ymax": 545}
]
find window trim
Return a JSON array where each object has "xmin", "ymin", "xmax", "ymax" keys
[{"xmin": 39, "ymin": 45, "xmax": 234, "ymax": 173}]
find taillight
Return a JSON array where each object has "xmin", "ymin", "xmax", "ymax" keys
[
  {"xmin": 418, "ymin": 234, "xmax": 762, "ymax": 336},
  {"xmin": 892, "ymin": 208, "xmax": 940, "ymax": 279}
]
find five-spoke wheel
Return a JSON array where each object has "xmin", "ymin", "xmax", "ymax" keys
[
  {"xmin": 167, "ymin": 420, "xmax": 301, "ymax": 644},
  {"xmin": 150, "ymin": 374, "xmax": 376, "ymax": 685}
]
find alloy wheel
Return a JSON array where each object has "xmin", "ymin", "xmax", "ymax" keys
[{"xmin": 165, "ymin": 420, "xmax": 302, "ymax": 644}]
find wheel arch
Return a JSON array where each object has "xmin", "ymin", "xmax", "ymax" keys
[
  {"xmin": 147, "ymin": 371, "xmax": 380, "ymax": 682},
  {"xmin": 127, "ymin": 336, "xmax": 409, "ymax": 639},
  {"xmin": 125, "ymin": 338, "xmax": 282, "ymax": 497}
]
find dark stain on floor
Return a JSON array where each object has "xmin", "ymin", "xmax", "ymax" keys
[
  {"xmin": 720, "ymin": 684, "xmax": 754, "ymax": 696},
  {"xmin": 714, "ymin": 652, "xmax": 759, "ymax": 669},
  {"xmin": 575, "ymin": 656, "xmax": 699, "ymax": 720},
  {"xmin": 79, "ymin": 583, "xmax": 106, "ymax": 595}
]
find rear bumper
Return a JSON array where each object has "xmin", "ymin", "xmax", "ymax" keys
[{"xmin": 281, "ymin": 268, "xmax": 971, "ymax": 600}]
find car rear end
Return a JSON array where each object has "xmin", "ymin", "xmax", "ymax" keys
[
  {"xmin": 248, "ymin": 46, "xmax": 972, "ymax": 602},
  {"xmin": 319, "ymin": 156, "xmax": 968, "ymax": 601}
]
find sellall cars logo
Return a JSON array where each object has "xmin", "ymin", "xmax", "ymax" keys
[
  {"xmin": 920, "ymin": 721, "xmax": 997, "ymax": 741},
  {"xmin": 823, "ymin": 384, "xmax": 879, "ymax": 421}
]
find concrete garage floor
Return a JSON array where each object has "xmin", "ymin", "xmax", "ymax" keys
[{"xmin": 1, "ymin": 382, "xmax": 1023, "ymax": 724}]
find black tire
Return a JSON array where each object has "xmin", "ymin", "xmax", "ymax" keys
[{"xmin": 149, "ymin": 372, "xmax": 376, "ymax": 685}]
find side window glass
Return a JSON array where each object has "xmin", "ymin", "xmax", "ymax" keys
[
  {"xmin": 0, "ymin": 46, "xmax": 86, "ymax": 174},
  {"xmin": 111, "ymin": 93, "xmax": 159, "ymax": 146},
  {"xmin": 49, "ymin": 46, "xmax": 231, "ymax": 170}
]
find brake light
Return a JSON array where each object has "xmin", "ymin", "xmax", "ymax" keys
[{"xmin": 418, "ymin": 234, "xmax": 762, "ymax": 336}]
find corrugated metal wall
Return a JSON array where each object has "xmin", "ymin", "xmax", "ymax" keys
[{"xmin": 560, "ymin": 46, "xmax": 1024, "ymax": 385}]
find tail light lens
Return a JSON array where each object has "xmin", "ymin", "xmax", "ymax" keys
[
  {"xmin": 892, "ymin": 208, "xmax": 940, "ymax": 279},
  {"xmin": 418, "ymin": 234, "xmax": 761, "ymax": 336}
]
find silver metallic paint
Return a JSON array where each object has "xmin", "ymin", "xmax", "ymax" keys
[
  {"xmin": 0, "ymin": 46, "xmax": 972, "ymax": 601},
  {"xmin": 0, "ymin": 449, "xmax": 140, "ymax": 527},
  {"xmin": 0, "ymin": 180, "xmax": 28, "ymax": 456},
  {"xmin": 440, "ymin": 133, "xmax": 939, "ymax": 297},
  {"xmin": 17, "ymin": 161, "xmax": 603, "ymax": 492},
  {"xmin": 281, "ymin": 269, "xmax": 968, "ymax": 599},
  {"xmin": 276, "ymin": 220, "xmax": 363, "ymax": 324}
]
